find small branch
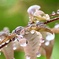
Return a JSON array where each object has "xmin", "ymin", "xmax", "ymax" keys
[
  {"xmin": 0, "ymin": 34, "xmax": 16, "ymax": 49},
  {"xmin": 50, "ymin": 14, "xmax": 59, "ymax": 16},
  {"xmin": 44, "ymin": 17, "xmax": 59, "ymax": 24}
]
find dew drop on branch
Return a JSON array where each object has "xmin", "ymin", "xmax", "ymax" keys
[
  {"xmin": 46, "ymin": 33, "xmax": 55, "ymax": 41},
  {"xmin": 57, "ymin": 9, "xmax": 59, "ymax": 14},
  {"xmin": 52, "ymin": 11, "xmax": 55, "ymax": 15}
]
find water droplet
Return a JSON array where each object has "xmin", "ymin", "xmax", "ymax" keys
[
  {"xmin": 46, "ymin": 33, "xmax": 55, "ymax": 41},
  {"xmin": 54, "ymin": 24, "xmax": 59, "ymax": 28},
  {"xmin": 57, "ymin": 9, "xmax": 59, "ymax": 14},
  {"xmin": 13, "ymin": 46, "xmax": 17, "ymax": 50},
  {"xmin": 20, "ymin": 42, "xmax": 27, "ymax": 47},
  {"xmin": 26, "ymin": 56, "xmax": 30, "ymax": 59},
  {"xmin": 45, "ymin": 41, "xmax": 50, "ymax": 46},
  {"xmin": 30, "ymin": 30, "xmax": 35, "ymax": 34},
  {"xmin": 27, "ymin": 5, "xmax": 41, "ymax": 15},
  {"xmin": 36, "ymin": 52, "xmax": 41, "ymax": 57},
  {"xmin": 45, "ymin": 14, "xmax": 50, "ymax": 20},
  {"xmin": 52, "ymin": 11, "xmax": 55, "ymax": 15}
]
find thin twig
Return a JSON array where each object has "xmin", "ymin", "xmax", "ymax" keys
[
  {"xmin": 44, "ymin": 17, "xmax": 59, "ymax": 24},
  {"xmin": 0, "ymin": 34, "xmax": 16, "ymax": 49}
]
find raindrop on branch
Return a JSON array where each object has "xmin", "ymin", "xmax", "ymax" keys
[
  {"xmin": 52, "ymin": 11, "xmax": 55, "ymax": 15},
  {"xmin": 57, "ymin": 9, "xmax": 59, "ymax": 14}
]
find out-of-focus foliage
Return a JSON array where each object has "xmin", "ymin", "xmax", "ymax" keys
[{"xmin": 0, "ymin": 0, "xmax": 59, "ymax": 59}]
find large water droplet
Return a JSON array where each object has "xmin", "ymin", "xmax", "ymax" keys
[{"xmin": 46, "ymin": 33, "xmax": 55, "ymax": 41}]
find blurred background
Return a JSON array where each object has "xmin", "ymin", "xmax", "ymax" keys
[{"xmin": 0, "ymin": 0, "xmax": 59, "ymax": 59}]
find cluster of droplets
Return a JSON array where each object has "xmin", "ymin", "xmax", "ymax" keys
[
  {"xmin": 12, "ymin": 26, "xmax": 27, "ymax": 48},
  {"xmin": 45, "ymin": 32, "xmax": 55, "ymax": 46},
  {"xmin": 52, "ymin": 9, "xmax": 59, "ymax": 15}
]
